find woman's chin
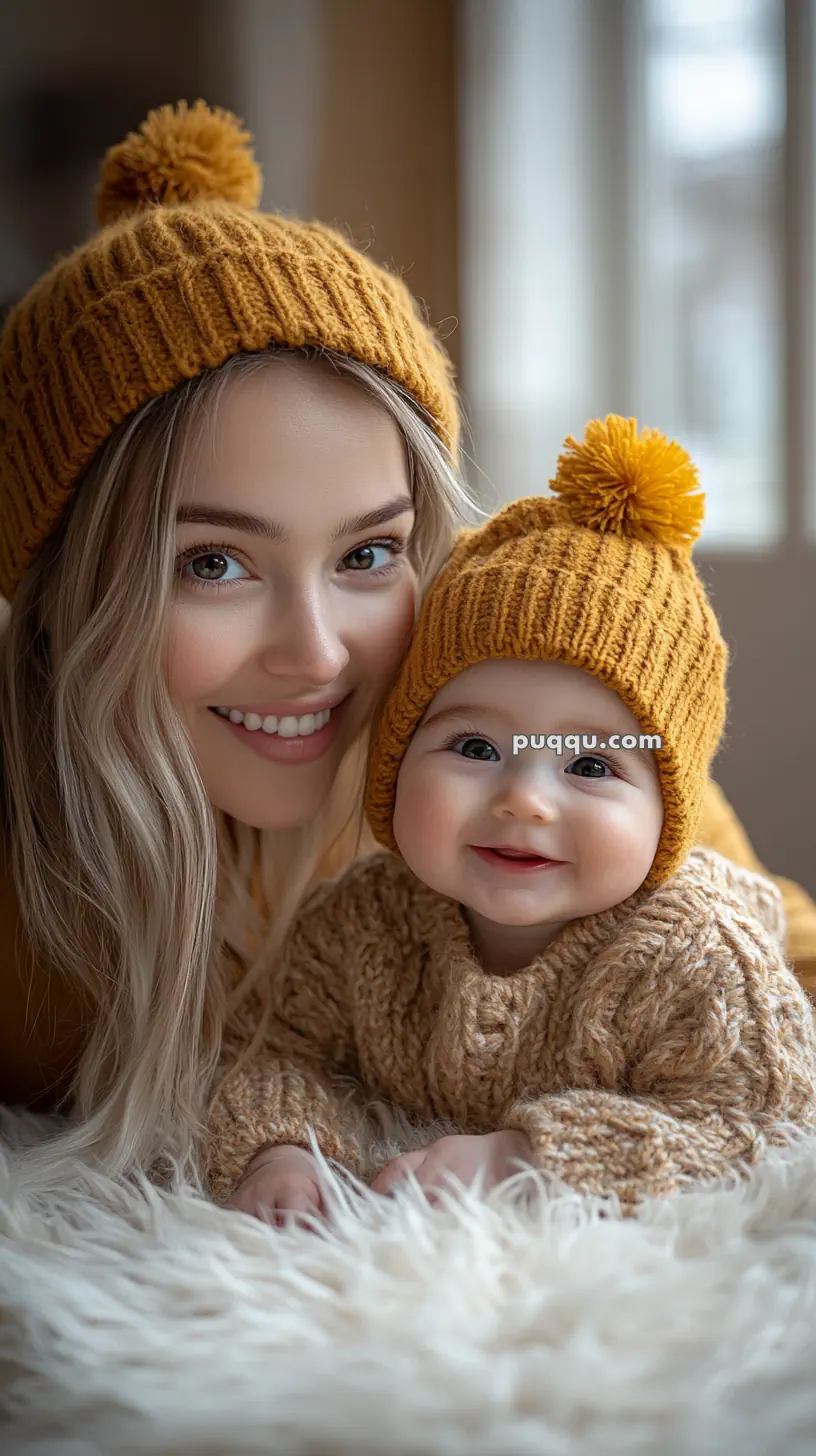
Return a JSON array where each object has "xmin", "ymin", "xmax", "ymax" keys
[{"xmin": 208, "ymin": 765, "xmax": 338, "ymax": 831}]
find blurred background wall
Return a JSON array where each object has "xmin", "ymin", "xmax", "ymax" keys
[{"xmin": 0, "ymin": 0, "xmax": 813, "ymax": 894}]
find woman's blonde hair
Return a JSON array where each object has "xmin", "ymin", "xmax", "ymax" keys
[{"xmin": 0, "ymin": 346, "xmax": 481, "ymax": 1188}]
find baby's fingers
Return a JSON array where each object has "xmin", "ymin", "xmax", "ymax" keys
[
  {"xmin": 272, "ymin": 1179, "xmax": 325, "ymax": 1222},
  {"xmin": 370, "ymin": 1148, "xmax": 427, "ymax": 1195},
  {"xmin": 226, "ymin": 1175, "xmax": 323, "ymax": 1226}
]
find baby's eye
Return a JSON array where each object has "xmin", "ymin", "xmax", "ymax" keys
[
  {"xmin": 566, "ymin": 755, "xmax": 613, "ymax": 779},
  {"xmin": 451, "ymin": 736, "xmax": 499, "ymax": 761}
]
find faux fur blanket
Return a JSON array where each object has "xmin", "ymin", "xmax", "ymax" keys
[{"xmin": 2, "ymin": 1104, "xmax": 816, "ymax": 1455}]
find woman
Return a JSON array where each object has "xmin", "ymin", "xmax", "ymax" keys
[{"xmin": 1, "ymin": 101, "xmax": 814, "ymax": 1190}]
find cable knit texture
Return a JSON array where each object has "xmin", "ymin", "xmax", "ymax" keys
[
  {"xmin": 205, "ymin": 846, "xmax": 816, "ymax": 1209},
  {"xmin": 0, "ymin": 101, "xmax": 458, "ymax": 602}
]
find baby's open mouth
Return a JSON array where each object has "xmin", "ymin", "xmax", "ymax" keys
[{"xmin": 472, "ymin": 846, "xmax": 563, "ymax": 868}]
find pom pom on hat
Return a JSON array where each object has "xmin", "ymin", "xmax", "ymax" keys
[
  {"xmin": 96, "ymin": 100, "xmax": 263, "ymax": 227},
  {"xmin": 550, "ymin": 414, "xmax": 705, "ymax": 549}
]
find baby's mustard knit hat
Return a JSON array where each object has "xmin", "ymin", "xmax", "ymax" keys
[
  {"xmin": 0, "ymin": 100, "xmax": 459, "ymax": 603},
  {"xmin": 365, "ymin": 415, "xmax": 728, "ymax": 888}
]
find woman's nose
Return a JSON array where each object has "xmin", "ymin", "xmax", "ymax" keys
[{"xmin": 259, "ymin": 589, "xmax": 350, "ymax": 685}]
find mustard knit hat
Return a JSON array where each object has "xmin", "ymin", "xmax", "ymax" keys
[
  {"xmin": 365, "ymin": 415, "xmax": 728, "ymax": 888},
  {"xmin": 0, "ymin": 100, "xmax": 460, "ymax": 603}
]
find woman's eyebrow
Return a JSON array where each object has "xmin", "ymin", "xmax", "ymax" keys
[
  {"xmin": 331, "ymin": 495, "xmax": 414, "ymax": 539},
  {"xmin": 176, "ymin": 494, "xmax": 414, "ymax": 543}
]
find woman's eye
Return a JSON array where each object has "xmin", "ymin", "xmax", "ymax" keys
[
  {"xmin": 342, "ymin": 543, "xmax": 397, "ymax": 572},
  {"xmin": 566, "ymin": 755, "xmax": 613, "ymax": 779},
  {"xmin": 181, "ymin": 550, "xmax": 248, "ymax": 584},
  {"xmin": 453, "ymin": 736, "xmax": 499, "ymax": 761}
]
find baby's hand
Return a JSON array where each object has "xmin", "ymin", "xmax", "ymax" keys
[
  {"xmin": 370, "ymin": 1129, "xmax": 533, "ymax": 1202},
  {"xmin": 223, "ymin": 1144, "xmax": 324, "ymax": 1225}
]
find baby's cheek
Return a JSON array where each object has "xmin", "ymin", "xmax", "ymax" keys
[
  {"xmin": 393, "ymin": 763, "xmax": 457, "ymax": 872},
  {"xmin": 578, "ymin": 803, "xmax": 662, "ymax": 901}
]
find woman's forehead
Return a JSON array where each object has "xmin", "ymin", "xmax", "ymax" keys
[{"xmin": 181, "ymin": 365, "xmax": 412, "ymax": 529}]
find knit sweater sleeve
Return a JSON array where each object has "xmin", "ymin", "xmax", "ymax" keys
[
  {"xmin": 205, "ymin": 856, "xmax": 385, "ymax": 1203},
  {"xmin": 504, "ymin": 850, "xmax": 816, "ymax": 1210}
]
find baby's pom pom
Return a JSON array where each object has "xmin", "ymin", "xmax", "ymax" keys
[
  {"xmin": 550, "ymin": 415, "xmax": 705, "ymax": 549},
  {"xmin": 96, "ymin": 100, "xmax": 262, "ymax": 227}
]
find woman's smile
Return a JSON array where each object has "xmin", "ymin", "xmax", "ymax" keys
[{"xmin": 207, "ymin": 694, "xmax": 352, "ymax": 764}]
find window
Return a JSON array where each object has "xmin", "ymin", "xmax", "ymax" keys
[
  {"xmin": 459, "ymin": 0, "xmax": 816, "ymax": 552},
  {"xmin": 633, "ymin": 0, "xmax": 785, "ymax": 546}
]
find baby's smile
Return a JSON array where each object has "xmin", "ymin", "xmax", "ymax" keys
[{"xmin": 469, "ymin": 844, "xmax": 567, "ymax": 873}]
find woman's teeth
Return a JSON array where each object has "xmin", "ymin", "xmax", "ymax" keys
[{"xmin": 213, "ymin": 706, "xmax": 332, "ymax": 737}]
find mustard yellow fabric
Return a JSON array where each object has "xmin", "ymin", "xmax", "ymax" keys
[{"xmin": 697, "ymin": 778, "xmax": 816, "ymax": 996}]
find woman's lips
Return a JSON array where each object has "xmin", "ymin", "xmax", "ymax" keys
[
  {"xmin": 209, "ymin": 694, "xmax": 350, "ymax": 765},
  {"xmin": 470, "ymin": 846, "xmax": 565, "ymax": 873}
]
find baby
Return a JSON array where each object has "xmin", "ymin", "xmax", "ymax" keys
[{"xmin": 206, "ymin": 415, "xmax": 816, "ymax": 1221}]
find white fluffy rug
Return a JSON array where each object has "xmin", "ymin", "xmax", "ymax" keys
[{"xmin": 3, "ymin": 1107, "xmax": 816, "ymax": 1455}]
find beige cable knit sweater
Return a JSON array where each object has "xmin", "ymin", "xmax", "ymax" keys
[{"xmin": 205, "ymin": 846, "xmax": 816, "ymax": 1209}]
